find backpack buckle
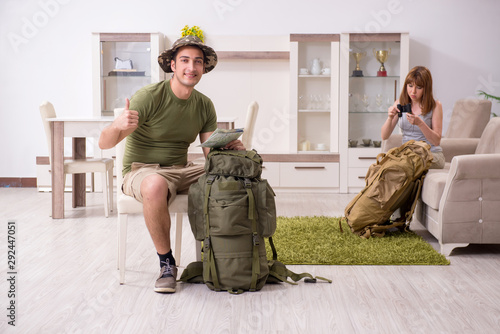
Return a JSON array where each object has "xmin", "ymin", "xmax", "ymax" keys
[
  {"xmin": 243, "ymin": 178, "xmax": 252, "ymax": 188},
  {"xmin": 206, "ymin": 174, "xmax": 216, "ymax": 185},
  {"xmin": 252, "ymin": 233, "xmax": 259, "ymax": 246}
]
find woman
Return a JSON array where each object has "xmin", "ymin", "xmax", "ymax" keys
[{"xmin": 381, "ymin": 66, "xmax": 445, "ymax": 169}]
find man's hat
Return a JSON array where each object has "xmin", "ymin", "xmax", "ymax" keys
[{"xmin": 158, "ymin": 35, "xmax": 218, "ymax": 74}]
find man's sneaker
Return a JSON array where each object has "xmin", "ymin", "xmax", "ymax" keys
[{"xmin": 154, "ymin": 260, "xmax": 178, "ymax": 293}]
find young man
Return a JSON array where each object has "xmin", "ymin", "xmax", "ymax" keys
[{"xmin": 99, "ymin": 34, "xmax": 245, "ymax": 293}]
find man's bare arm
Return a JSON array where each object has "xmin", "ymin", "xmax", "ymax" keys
[{"xmin": 99, "ymin": 98, "xmax": 139, "ymax": 149}]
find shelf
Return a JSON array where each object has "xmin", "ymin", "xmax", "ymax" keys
[
  {"xmin": 348, "ymin": 33, "xmax": 402, "ymax": 42},
  {"xmin": 299, "ymin": 74, "xmax": 331, "ymax": 78},
  {"xmin": 102, "ymin": 75, "xmax": 150, "ymax": 78},
  {"xmin": 348, "ymin": 145, "xmax": 381, "ymax": 149},
  {"xmin": 290, "ymin": 34, "xmax": 340, "ymax": 42},
  {"xmin": 299, "ymin": 109, "xmax": 330, "ymax": 113},
  {"xmin": 349, "ymin": 76, "xmax": 399, "ymax": 79},
  {"xmin": 217, "ymin": 51, "xmax": 289, "ymax": 60},
  {"xmin": 349, "ymin": 111, "xmax": 387, "ymax": 114}
]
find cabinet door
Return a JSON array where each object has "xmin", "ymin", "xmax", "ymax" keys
[
  {"xmin": 261, "ymin": 162, "xmax": 280, "ymax": 188},
  {"xmin": 290, "ymin": 34, "xmax": 340, "ymax": 154},
  {"xmin": 279, "ymin": 162, "xmax": 339, "ymax": 188}
]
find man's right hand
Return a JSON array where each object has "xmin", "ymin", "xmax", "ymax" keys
[
  {"xmin": 98, "ymin": 98, "xmax": 138, "ymax": 149},
  {"xmin": 115, "ymin": 98, "xmax": 139, "ymax": 131}
]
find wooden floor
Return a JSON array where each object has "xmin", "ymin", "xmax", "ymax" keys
[{"xmin": 1, "ymin": 188, "xmax": 500, "ymax": 333}]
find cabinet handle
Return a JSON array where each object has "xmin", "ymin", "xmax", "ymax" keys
[
  {"xmin": 358, "ymin": 176, "xmax": 365, "ymax": 179},
  {"xmin": 358, "ymin": 157, "xmax": 377, "ymax": 160},
  {"xmin": 294, "ymin": 166, "xmax": 326, "ymax": 170}
]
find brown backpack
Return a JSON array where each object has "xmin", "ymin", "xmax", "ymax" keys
[{"xmin": 344, "ymin": 140, "xmax": 433, "ymax": 238}]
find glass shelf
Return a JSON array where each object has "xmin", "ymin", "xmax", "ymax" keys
[
  {"xmin": 299, "ymin": 74, "xmax": 331, "ymax": 78},
  {"xmin": 299, "ymin": 109, "xmax": 330, "ymax": 113},
  {"xmin": 349, "ymin": 110, "xmax": 387, "ymax": 114},
  {"xmin": 349, "ymin": 75, "xmax": 399, "ymax": 79}
]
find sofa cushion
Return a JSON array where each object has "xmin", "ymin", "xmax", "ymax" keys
[
  {"xmin": 421, "ymin": 170, "xmax": 449, "ymax": 210},
  {"xmin": 475, "ymin": 117, "xmax": 500, "ymax": 154}
]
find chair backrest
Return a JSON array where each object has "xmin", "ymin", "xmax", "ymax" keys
[
  {"xmin": 241, "ymin": 101, "xmax": 259, "ymax": 149},
  {"xmin": 475, "ymin": 117, "xmax": 500, "ymax": 154},
  {"xmin": 445, "ymin": 98, "xmax": 492, "ymax": 138},
  {"xmin": 39, "ymin": 101, "xmax": 57, "ymax": 160},
  {"xmin": 114, "ymin": 108, "xmax": 126, "ymax": 189}
]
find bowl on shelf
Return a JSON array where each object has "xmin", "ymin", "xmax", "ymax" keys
[
  {"xmin": 373, "ymin": 140, "xmax": 381, "ymax": 148},
  {"xmin": 362, "ymin": 138, "xmax": 372, "ymax": 147},
  {"xmin": 349, "ymin": 139, "xmax": 358, "ymax": 148}
]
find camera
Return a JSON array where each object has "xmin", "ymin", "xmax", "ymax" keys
[{"xmin": 397, "ymin": 103, "xmax": 412, "ymax": 117}]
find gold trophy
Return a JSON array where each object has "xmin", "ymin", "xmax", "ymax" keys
[
  {"xmin": 351, "ymin": 52, "xmax": 366, "ymax": 77},
  {"xmin": 373, "ymin": 48, "xmax": 391, "ymax": 77}
]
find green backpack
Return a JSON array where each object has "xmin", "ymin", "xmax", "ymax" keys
[
  {"xmin": 344, "ymin": 140, "xmax": 433, "ymax": 238},
  {"xmin": 184, "ymin": 149, "xmax": 331, "ymax": 294}
]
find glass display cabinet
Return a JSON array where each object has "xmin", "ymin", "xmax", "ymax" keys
[
  {"xmin": 92, "ymin": 33, "xmax": 164, "ymax": 116},
  {"xmin": 339, "ymin": 32, "xmax": 409, "ymax": 192}
]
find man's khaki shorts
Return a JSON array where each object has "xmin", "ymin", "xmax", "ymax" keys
[{"xmin": 122, "ymin": 162, "xmax": 205, "ymax": 204}]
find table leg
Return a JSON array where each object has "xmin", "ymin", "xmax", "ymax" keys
[
  {"xmin": 51, "ymin": 122, "xmax": 65, "ymax": 219},
  {"xmin": 72, "ymin": 138, "xmax": 86, "ymax": 207}
]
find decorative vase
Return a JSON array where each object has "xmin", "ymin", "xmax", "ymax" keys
[{"xmin": 310, "ymin": 58, "xmax": 321, "ymax": 75}]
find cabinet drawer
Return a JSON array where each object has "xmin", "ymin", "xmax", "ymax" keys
[
  {"xmin": 348, "ymin": 167, "xmax": 369, "ymax": 188},
  {"xmin": 261, "ymin": 162, "xmax": 280, "ymax": 188},
  {"xmin": 279, "ymin": 163, "xmax": 339, "ymax": 188},
  {"xmin": 348, "ymin": 148, "xmax": 381, "ymax": 168}
]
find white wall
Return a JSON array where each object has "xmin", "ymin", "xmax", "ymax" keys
[{"xmin": 1, "ymin": 0, "xmax": 499, "ymax": 178}]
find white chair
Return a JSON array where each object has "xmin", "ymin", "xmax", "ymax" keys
[
  {"xmin": 114, "ymin": 108, "xmax": 201, "ymax": 285},
  {"xmin": 40, "ymin": 101, "xmax": 114, "ymax": 217},
  {"xmin": 241, "ymin": 101, "xmax": 259, "ymax": 149}
]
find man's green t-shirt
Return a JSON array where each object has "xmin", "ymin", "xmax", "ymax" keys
[{"xmin": 122, "ymin": 79, "xmax": 217, "ymax": 175}]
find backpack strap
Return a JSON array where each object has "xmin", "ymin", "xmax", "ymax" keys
[
  {"xmin": 244, "ymin": 177, "xmax": 260, "ymax": 292},
  {"xmin": 177, "ymin": 261, "xmax": 204, "ymax": 283},
  {"xmin": 267, "ymin": 260, "xmax": 332, "ymax": 285},
  {"xmin": 203, "ymin": 175, "xmax": 221, "ymax": 291},
  {"xmin": 404, "ymin": 175, "xmax": 425, "ymax": 224}
]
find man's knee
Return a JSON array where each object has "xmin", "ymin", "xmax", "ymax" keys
[{"xmin": 140, "ymin": 174, "xmax": 169, "ymax": 201}]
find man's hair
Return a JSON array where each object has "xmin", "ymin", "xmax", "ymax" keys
[{"xmin": 172, "ymin": 45, "xmax": 205, "ymax": 63}]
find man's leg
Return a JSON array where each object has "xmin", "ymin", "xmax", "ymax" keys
[
  {"xmin": 140, "ymin": 174, "xmax": 177, "ymax": 293},
  {"xmin": 140, "ymin": 174, "xmax": 171, "ymax": 254}
]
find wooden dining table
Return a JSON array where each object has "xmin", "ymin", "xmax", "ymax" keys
[{"xmin": 47, "ymin": 116, "xmax": 236, "ymax": 219}]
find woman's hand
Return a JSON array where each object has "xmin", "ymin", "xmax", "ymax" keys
[
  {"xmin": 406, "ymin": 112, "xmax": 422, "ymax": 126},
  {"xmin": 387, "ymin": 104, "xmax": 398, "ymax": 120}
]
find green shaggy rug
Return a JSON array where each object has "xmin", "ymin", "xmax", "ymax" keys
[{"xmin": 266, "ymin": 216, "xmax": 450, "ymax": 265}]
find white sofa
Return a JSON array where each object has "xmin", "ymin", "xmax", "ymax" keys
[{"xmin": 414, "ymin": 117, "xmax": 500, "ymax": 255}]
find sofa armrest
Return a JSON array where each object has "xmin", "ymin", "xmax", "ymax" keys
[
  {"xmin": 438, "ymin": 154, "xmax": 500, "ymax": 242},
  {"xmin": 440, "ymin": 138, "xmax": 479, "ymax": 162},
  {"xmin": 447, "ymin": 153, "xmax": 500, "ymax": 180},
  {"xmin": 381, "ymin": 134, "xmax": 402, "ymax": 153}
]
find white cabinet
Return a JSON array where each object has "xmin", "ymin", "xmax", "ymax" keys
[
  {"xmin": 289, "ymin": 34, "xmax": 340, "ymax": 154},
  {"xmin": 260, "ymin": 154, "xmax": 339, "ymax": 192},
  {"xmin": 339, "ymin": 32, "xmax": 409, "ymax": 192},
  {"xmin": 347, "ymin": 147, "xmax": 380, "ymax": 190},
  {"xmin": 92, "ymin": 32, "xmax": 165, "ymax": 117},
  {"xmin": 261, "ymin": 162, "xmax": 280, "ymax": 189},
  {"xmin": 279, "ymin": 162, "xmax": 339, "ymax": 188}
]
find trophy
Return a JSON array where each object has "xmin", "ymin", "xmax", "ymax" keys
[
  {"xmin": 373, "ymin": 48, "xmax": 391, "ymax": 77},
  {"xmin": 351, "ymin": 52, "xmax": 366, "ymax": 77}
]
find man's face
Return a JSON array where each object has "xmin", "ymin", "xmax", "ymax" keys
[{"xmin": 170, "ymin": 46, "xmax": 205, "ymax": 88}]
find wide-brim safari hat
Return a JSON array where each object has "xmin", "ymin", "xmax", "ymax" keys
[{"xmin": 158, "ymin": 35, "xmax": 217, "ymax": 74}]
